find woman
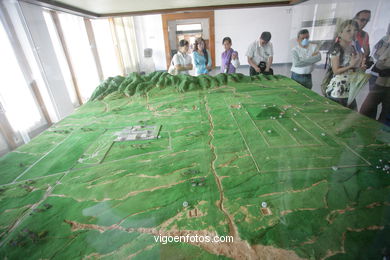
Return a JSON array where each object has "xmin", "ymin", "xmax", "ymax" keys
[
  {"xmin": 192, "ymin": 37, "xmax": 212, "ymax": 75},
  {"xmin": 168, "ymin": 39, "xmax": 193, "ymax": 75},
  {"xmin": 325, "ymin": 20, "xmax": 365, "ymax": 109},
  {"xmin": 221, "ymin": 37, "xmax": 240, "ymax": 74}
]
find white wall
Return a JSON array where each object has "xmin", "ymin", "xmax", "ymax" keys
[
  {"xmin": 134, "ymin": 14, "xmax": 167, "ymax": 71},
  {"xmin": 215, "ymin": 6, "xmax": 293, "ymax": 66}
]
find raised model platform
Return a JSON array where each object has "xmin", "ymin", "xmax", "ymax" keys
[{"xmin": 0, "ymin": 72, "xmax": 389, "ymax": 259}]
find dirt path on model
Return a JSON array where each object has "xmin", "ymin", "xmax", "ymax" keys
[{"xmin": 204, "ymin": 96, "xmax": 238, "ymax": 238}]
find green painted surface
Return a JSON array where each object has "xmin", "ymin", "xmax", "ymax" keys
[{"xmin": 0, "ymin": 72, "xmax": 389, "ymax": 259}]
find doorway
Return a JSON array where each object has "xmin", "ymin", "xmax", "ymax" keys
[{"xmin": 162, "ymin": 11, "xmax": 215, "ymax": 70}]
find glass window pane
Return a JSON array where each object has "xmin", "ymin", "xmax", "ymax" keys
[
  {"xmin": 91, "ymin": 18, "xmax": 122, "ymax": 78},
  {"xmin": 0, "ymin": 21, "xmax": 43, "ymax": 133},
  {"xmin": 42, "ymin": 10, "xmax": 79, "ymax": 106},
  {"xmin": 58, "ymin": 12, "xmax": 100, "ymax": 102},
  {"xmin": 176, "ymin": 23, "xmax": 202, "ymax": 31}
]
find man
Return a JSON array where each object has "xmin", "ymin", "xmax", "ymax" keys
[
  {"xmin": 290, "ymin": 29, "xmax": 321, "ymax": 89},
  {"xmin": 353, "ymin": 10, "xmax": 371, "ymax": 57},
  {"xmin": 360, "ymin": 24, "xmax": 390, "ymax": 123},
  {"xmin": 368, "ymin": 39, "xmax": 390, "ymax": 124},
  {"xmin": 246, "ymin": 31, "xmax": 273, "ymax": 76}
]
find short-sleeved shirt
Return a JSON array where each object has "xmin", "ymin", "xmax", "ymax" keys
[
  {"xmin": 246, "ymin": 40, "xmax": 273, "ymax": 64},
  {"xmin": 172, "ymin": 51, "xmax": 192, "ymax": 75},
  {"xmin": 326, "ymin": 45, "xmax": 355, "ymax": 98},
  {"xmin": 330, "ymin": 45, "xmax": 354, "ymax": 68}
]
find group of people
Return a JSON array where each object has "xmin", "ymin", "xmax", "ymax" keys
[
  {"xmin": 168, "ymin": 9, "xmax": 390, "ymax": 124},
  {"xmin": 168, "ymin": 37, "xmax": 240, "ymax": 76}
]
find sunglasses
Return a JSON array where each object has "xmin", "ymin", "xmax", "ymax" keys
[{"xmin": 358, "ymin": 18, "xmax": 370, "ymax": 23}]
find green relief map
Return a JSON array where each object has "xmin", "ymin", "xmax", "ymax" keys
[{"xmin": 0, "ymin": 72, "xmax": 389, "ymax": 259}]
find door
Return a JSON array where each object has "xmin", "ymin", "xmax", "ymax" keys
[{"xmin": 162, "ymin": 11, "xmax": 215, "ymax": 70}]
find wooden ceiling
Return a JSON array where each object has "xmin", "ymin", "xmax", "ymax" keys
[{"xmin": 22, "ymin": 0, "xmax": 306, "ymax": 17}]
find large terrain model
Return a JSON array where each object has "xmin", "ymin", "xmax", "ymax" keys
[{"xmin": 0, "ymin": 72, "xmax": 389, "ymax": 259}]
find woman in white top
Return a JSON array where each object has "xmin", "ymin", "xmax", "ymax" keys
[{"xmin": 169, "ymin": 39, "xmax": 193, "ymax": 75}]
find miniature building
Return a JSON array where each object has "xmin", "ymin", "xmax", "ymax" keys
[{"xmin": 114, "ymin": 125, "xmax": 161, "ymax": 141}]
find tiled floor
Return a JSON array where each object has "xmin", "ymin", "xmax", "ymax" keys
[{"xmin": 210, "ymin": 64, "xmax": 371, "ymax": 111}]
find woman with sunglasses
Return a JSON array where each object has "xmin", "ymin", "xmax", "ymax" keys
[{"xmin": 353, "ymin": 10, "xmax": 371, "ymax": 57}]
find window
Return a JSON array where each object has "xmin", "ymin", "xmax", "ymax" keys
[
  {"xmin": 91, "ymin": 18, "xmax": 122, "ymax": 78},
  {"xmin": 43, "ymin": 10, "xmax": 79, "ymax": 106},
  {"xmin": 0, "ymin": 21, "xmax": 44, "ymax": 138},
  {"xmin": 57, "ymin": 12, "xmax": 100, "ymax": 102}
]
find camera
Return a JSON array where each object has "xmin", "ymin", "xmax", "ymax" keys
[{"xmin": 365, "ymin": 56, "xmax": 375, "ymax": 69}]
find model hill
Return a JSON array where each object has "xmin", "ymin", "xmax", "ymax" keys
[{"xmin": 89, "ymin": 71, "xmax": 284, "ymax": 100}]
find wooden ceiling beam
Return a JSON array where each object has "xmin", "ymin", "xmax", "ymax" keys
[{"xmin": 19, "ymin": 0, "xmax": 98, "ymax": 18}]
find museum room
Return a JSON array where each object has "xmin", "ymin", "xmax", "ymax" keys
[{"xmin": 0, "ymin": 0, "xmax": 389, "ymax": 258}]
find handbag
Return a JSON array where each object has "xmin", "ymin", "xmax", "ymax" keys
[
  {"xmin": 321, "ymin": 68, "xmax": 333, "ymax": 96},
  {"xmin": 168, "ymin": 57, "xmax": 178, "ymax": 75}
]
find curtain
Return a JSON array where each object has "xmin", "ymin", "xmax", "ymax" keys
[{"xmin": 110, "ymin": 17, "xmax": 140, "ymax": 75}]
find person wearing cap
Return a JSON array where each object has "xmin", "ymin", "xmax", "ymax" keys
[
  {"xmin": 246, "ymin": 31, "xmax": 274, "ymax": 76},
  {"xmin": 353, "ymin": 10, "xmax": 371, "ymax": 58},
  {"xmin": 291, "ymin": 29, "xmax": 321, "ymax": 89}
]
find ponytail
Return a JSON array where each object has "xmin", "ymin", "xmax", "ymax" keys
[{"xmin": 203, "ymin": 49, "xmax": 208, "ymax": 66}]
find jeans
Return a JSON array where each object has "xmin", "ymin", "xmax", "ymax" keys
[{"xmin": 291, "ymin": 72, "xmax": 313, "ymax": 89}]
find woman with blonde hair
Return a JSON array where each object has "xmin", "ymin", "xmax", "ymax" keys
[
  {"xmin": 192, "ymin": 37, "xmax": 212, "ymax": 75},
  {"xmin": 325, "ymin": 19, "xmax": 366, "ymax": 109}
]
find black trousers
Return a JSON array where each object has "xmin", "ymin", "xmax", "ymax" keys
[
  {"xmin": 249, "ymin": 61, "xmax": 274, "ymax": 76},
  {"xmin": 360, "ymin": 83, "xmax": 390, "ymax": 123}
]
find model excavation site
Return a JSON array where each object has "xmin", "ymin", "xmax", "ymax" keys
[{"xmin": 0, "ymin": 72, "xmax": 389, "ymax": 259}]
